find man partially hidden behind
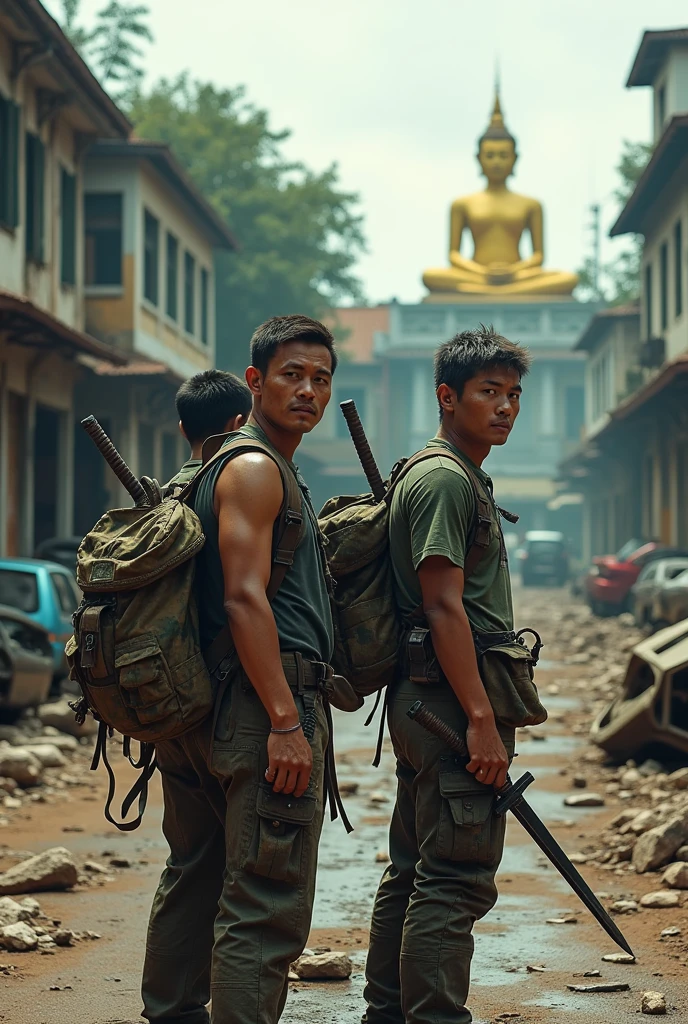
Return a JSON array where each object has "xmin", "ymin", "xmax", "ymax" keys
[
  {"xmin": 165, "ymin": 369, "xmax": 252, "ymax": 493},
  {"xmin": 363, "ymin": 326, "xmax": 545, "ymax": 1024},
  {"xmin": 142, "ymin": 315, "xmax": 337, "ymax": 1024}
]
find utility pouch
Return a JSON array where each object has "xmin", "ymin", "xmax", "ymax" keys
[
  {"xmin": 323, "ymin": 672, "xmax": 364, "ymax": 713},
  {"xmin": 407, "ymin": 627, "xmax": 439, "ymax": 684},
  {"xmin": 247, "ymin": 785, "xmax": 317, "ymax": 884},
  {"xmin": 476, "ymin": 634, "xmax": 547, "ymax": 728},
  {"xmin": 436, "ymin": 769, "xmax": 499, "ymax": 863}
]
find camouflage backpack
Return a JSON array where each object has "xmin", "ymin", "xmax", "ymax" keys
[
  {"xmin": 318, "ymin": 448, "xmax": 492, "ymax": 699},
  {"xmin": 66, "ymin": 435, "xmax": 303, "ymax": 830}
]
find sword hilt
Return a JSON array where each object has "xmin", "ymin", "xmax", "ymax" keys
[
  {"xmin": 339, "ymin": 400, "xmax": 386, "ymax": 502},
  {"xmin": 407, "ymin": 701, "xmax": 533, "ymax": 805},
  {"xmin": 81, "ymin": 415, "xmax": 147, "ymax": 506}
]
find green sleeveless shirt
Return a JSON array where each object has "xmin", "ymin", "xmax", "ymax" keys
[{"xmin": 192, "ymin": 423, "xmax": 334, "ymax": 663}]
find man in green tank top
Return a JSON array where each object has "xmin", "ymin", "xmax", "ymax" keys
[
  {"xmin": 163, "ymin": 369, "xmax": 252, "ymax": 494},
  {"xmin": 142, "ymin": 316, "xmax": 337, "ymax": 1024},
  {"xmin": 363, "ymin": 326, "xmax": 532, "ymax": 1024}
]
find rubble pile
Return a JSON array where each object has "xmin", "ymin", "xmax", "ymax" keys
[
  {"xmin": 0, "ymin": 700, "xmax": 97, "ymax": 827},
  {"xmin": 0, "ymin": 893, "xmax": 100, "ymax": 955}
]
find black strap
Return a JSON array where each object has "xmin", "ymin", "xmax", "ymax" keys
[
  {"xmin": 91, "ymin": 721, "xmax": 157, "ymax": 832},
  {"xmin": 322, "ymin": 698, "xmax": 353, "ymax": 833}
]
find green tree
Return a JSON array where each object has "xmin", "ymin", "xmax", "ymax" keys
[
  {"xmin": 128, "ymin": 75, "xmax": 366, "ymax": 368},
  {"xmin": 58, "ymin": 0, "xmax": 152, "ymax": 96},
  {"xmin": 577, "ymin": 140, "xmax": 653, "ymax": 305}
]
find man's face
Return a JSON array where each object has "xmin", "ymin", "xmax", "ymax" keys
[
  {"xmin": 443, "ymin": 366, "xmax": 521, "ymax": 447},
  {"xmin": 249, "ymin": 340, "xmax": 333, "ymax": 434}
]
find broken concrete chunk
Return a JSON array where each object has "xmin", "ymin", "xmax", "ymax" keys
[
  {"xmin": 0, "ymin": 847, "xmax": 78, "ymax": 895},
  {"xmin": 0, "ymin": 749, "xmax": 42, "ymax": 787},
  {"xmin": 0, "ymin": 921, "xmax": 38, "ymax": 951},
  {"xmin": 601, "ymin": 952, "xmax": 636, "ymax": 963},
  {"xmin": 53, "ymin": 929, "xmax": 74, "ymax": 947},
  {"xmin": 292, "ymin": 952, "xmax": 353, "ymax": 980},
  {"xmin": 662, "ymin": 861, "xmax": 688, "ymax": 889},
  {"xmin": 564, "ymin": 793, "xmax": 605, "ymax": 808},
  {"xmin": 18, "ymin": 744, "xmax": 66, "ymax": 769},
  {"xmin": 36, "ymin": 700, "xmax": 97, "ymax": 738},
  {"xmin": 660, "ymin": 926, "xmax": 681, "ymax": 937},
  {"xmin": 639, "ymin": 890, "xmax": 680, "ymax": 909},
  {"xmin": 0, "ymin": 897, "xmax": 30, "ymax": 927},
  {"xmin": 641, "ymin": 990, "xmax": 667, "ymax": 1015},
  {"xmin": 632, "ymin": 815, "xmax": 688, "ymax": 873}
]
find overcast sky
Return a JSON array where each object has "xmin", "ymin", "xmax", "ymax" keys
[{"xmin": 52, "ymin": 1, "xmax": 687, "ymax": 304}]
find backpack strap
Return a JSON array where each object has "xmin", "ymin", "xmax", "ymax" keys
[
  {"xmin": 186, "ymin": 435, "xmax": 305, "ymax": 674},
  {"xmin": 387, "ymin": 448, "xmax": 493, "ymax": 581}
]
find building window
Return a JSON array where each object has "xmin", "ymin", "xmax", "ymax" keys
[
  {"xmin": 85, "ymin": 193, "xmax": 122, "ymax": 285},
  {"xmin": 0, "ymin": 94, "xmax": 20, "ymax": 229},
  {"xmin": 336, "ymin": 386, "xmax": 367, "ymax": 438},
  {"xmin": 184, "ymin": 251, "xmax": 195, "ymax": 335},
  {"xmin": 25, "ymin": 133, "xmax": 45, "ymax": 263},
  {"xmin": 660, "ymin": 241, "xmax": 668, "ymax": 331},
  {"xmin": 201, "ymin": 267, "xmax": 209, "ymax": 344},
  {"xmin": 675, "ymin": 220, "xmax": 683, "ymax": 319},
  {"xmin": 60, "ymin": 168, "xmax": 77, "ymax": 286},
  {"xmin": 564, "ymin": 386, "xmax": 585, "ymax": 441},
  {"xmin": 143, "ymin": 209, "xmax": 159, "ymax": 305},
  {"xmin": 645, "ymin": 263, "xmax": 653, "ymax": 337},
  {"xmin": 166, "ymin": 232, "xmax": 178, "ymax": 320}
]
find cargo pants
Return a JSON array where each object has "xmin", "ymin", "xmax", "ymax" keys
[
  {"xmin": 363, "ymin": 677, "xmax": 515, "ymax": 1024},
  {"xmin": 141, "ymin": 660, "xmax": 328, "ymax": 1024}
]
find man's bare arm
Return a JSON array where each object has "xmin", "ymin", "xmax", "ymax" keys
[
  {"xmin": 418, "ymin": 555, "xmax": 509, "ymax": 788},
  {"xmin": 215, "ymin": 452, "xmax": 312, "ymax": 797}
]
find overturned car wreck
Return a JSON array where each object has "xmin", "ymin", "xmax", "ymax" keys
[{"xmin": 592, "ymin": 620, "xmax": 688, "ymax": 762}]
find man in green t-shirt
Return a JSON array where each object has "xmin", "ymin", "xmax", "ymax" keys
[
  {"xmin": 363, "ymin": 325, "xmax": 532, "ymax": 1024},
  {"xmin": 164, "ymin": 369, "xmax": 252, "ymax": 493}
]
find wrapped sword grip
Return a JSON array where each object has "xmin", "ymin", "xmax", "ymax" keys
[
  {"xmin": 339, "ymin": 399, "xmax": 386, "ymax": 502},
  {"xmin": 81, "ymin": 415, "xmax": 147, "ymax": 505}
]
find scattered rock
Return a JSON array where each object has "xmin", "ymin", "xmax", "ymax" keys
[
  {"xmin": 526, "ymin": 964, "xmax": 547, "ymax": 972},
  {"xmin": 567, "ymin": 982, "xmax": 630, "ymax": 993},
  {"xmin": 572, "ymin": 776, "xmax": 587, "ymax": 789},
  {"xmin": 19, "ymin": 744, "xmax": 66, "ymax": 769},
  {"xmin": 641, "ymin": 990, "xmax": 667, "ymax": 1015},
  {"xmin": 368, "ymin": 791, "xmax": 389, "ymax": 805},
  {"xmin": 338, "ymin": 781, "xmax": 359, "ymax": 796},
  {"xmin": 19, "ymin": 898, "xmax": 41, "ymax": 918},
  {"xmin": 37, "ymin": 933, "xmax": 56, "ymax": 951},
  {"xmin": 0, "ymin": 847, "xmax": 78, "ymax": 895},
  {"xmin": 610, "ymin": 900, "xmax": 639, "ymax": 914},
  {"xmin": 109, "ymin": 856, "xmax": 132, "ymax": 869},
  {"xmin": 632, "ymin": 815, "xmax": 688, "ymax": 873},
  {"xmin": 564, "ymin": 793, "xmax": 605, "ymax": 808},
  {"xmin": 53, "ymin": 928, "xmax": 75, "ymax": 947},
  {"xmin": 83, "ymin": 861, "xmax": 109, "ymax": 874},
  {"xmin": 660, "ymin": 926, "xmax": 681, "ymax": 937},
  {"xmin": 668, "ymin": 767, "xmax": 688, "ymax": 790},
  {"xmin": 639, "ymin": 891, "xmax": 680, "ymax": 909},
  {"xmin": 375, "ymin": 851, "xmax": 389, "ymax": 863},
  {"xmin": 0, "ymin": 921, "xmax": 38, "ymax": 951},
  {"xmin": 0, "ymin": 897, "xmax": 30, "ymax": 927},
  {"xmin": 662, "ymin": 861, "xmax": 688, "ymax": 889},
  {"xmin": 601, "ymin": 952, "xmax": 636, "ymax": 963},
  {"xmin": 36, "ymin": 700, "xmax": 97, "ymax": 738},
  {"xmin": 0, "ymin": 749, "xmax": 42, "ymax": 788},
  {"xmin": 0, "ymin": 778, "xmax": 18, "ymax": 795},
  {"xmin": 674, "ymin": 845, "xmax": 688, "ymax": 862},
  {"xmin": 546, "ymin": 915, "xmax": 578, "ymax": 924},
  {"xmin": 292, "ymin": 952, "xmax": 353, "ymax": 980},
  {"xmin": 23, "ymin": 734, "xmax": 78, "ymax": 754}
]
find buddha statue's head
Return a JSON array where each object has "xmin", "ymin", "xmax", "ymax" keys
[{"xmin": 477, "ymin": 91, "xmax": 517, "ymax": 185}]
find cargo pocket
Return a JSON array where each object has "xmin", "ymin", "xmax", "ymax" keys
[
  {"xmin": 245, "ymin": 786, "xmax": 316, "ymax": 885},
  {"xmin": 436, "ymin": 771, "xmax": 499, "ymax": 865},
  {"xmin": 115, "ymin": 634, "xmax": 179, "ymax": 725}
]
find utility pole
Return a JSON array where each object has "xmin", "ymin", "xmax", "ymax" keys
[{"xmin": 588, "ymin": 203, "xmax": 601, "ymax": 299}]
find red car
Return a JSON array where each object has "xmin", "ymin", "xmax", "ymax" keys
[{"xmin": 585, "ymin": 540, "xmax": 687, "ymax": 617}]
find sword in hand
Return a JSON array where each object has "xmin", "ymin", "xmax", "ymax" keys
[{"xmin": 407, "ymin": 700, "xmax": 634, "ymax": 957}]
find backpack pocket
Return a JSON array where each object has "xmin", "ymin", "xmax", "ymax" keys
[
  {"xmin": 115, "ymin": 634, "xmax": 180, "ymax": 725},
  {"xmin": 245, "ymin": 786, "xmax": 316, "ymax": 884},
  {"xmin": 478, "ymin": 642, "xmax": 548, "ymax": 728}
]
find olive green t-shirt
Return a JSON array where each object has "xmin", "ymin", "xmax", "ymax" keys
[
  {"xmin": 388, "ymin": 437, "xmax": 513, "ymax": 633},
  {"xmin": 164, "ymin": 458, "xmax": 202, "ymax": 494},
  {"xmin": 192, "ymin": 423, "xmax": 334, "ymax": 662}
]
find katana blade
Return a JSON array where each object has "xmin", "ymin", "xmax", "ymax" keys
[
  {"xmin": 504, "ymin": 790, "xmax": 634, "ymax": 956},
  {"xmin": 407, "ymin": 701, "xmax": 634, "ymax": 957}
]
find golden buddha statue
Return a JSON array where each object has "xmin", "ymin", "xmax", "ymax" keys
[{"xmin": 423, "ymin": 91, "xmax": 578, "ymax": 298}]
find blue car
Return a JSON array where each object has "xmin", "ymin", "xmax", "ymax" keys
[{"xmin": 0, "ymin": 558, "xmax": 82, "ymax": 680}]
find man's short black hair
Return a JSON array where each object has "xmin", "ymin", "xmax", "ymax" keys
[
  {"xmin": 250, "ymin": 314, "xmax": 338, "ymax": 376},
  {"xmin": 434, "ymin": 324, "xmax": 531, "ymax": 414},
  {"xmin": 175, "ymin": 369, "xmax": 252, "ymax": 444}
]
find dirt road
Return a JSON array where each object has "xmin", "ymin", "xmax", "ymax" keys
[{"xmin": 1, "ymin": 586, "xmax": 686, "ymax": 1023}]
